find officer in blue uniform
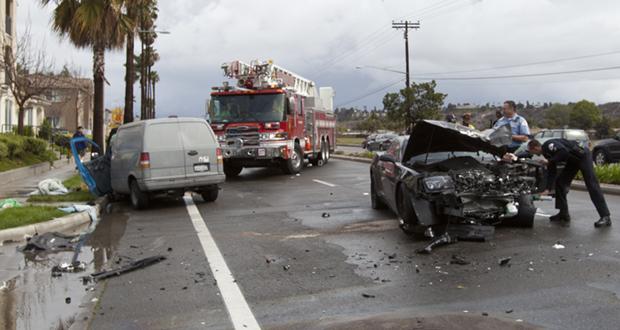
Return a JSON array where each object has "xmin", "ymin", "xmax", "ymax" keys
[{"xmin": 527, "ymin": 138, "xmax": 611, "ymax": 227}]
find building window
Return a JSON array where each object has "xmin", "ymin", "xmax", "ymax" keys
[
  {"xmin": 27, "ymin": 108, "xmax": 33, "ymax": 126},
  {"xmin": 5, "ymin": 0, "xmax": 13, "ymax": 36},
  {"xmin": 4, "ymin": 99, "xmax": 12, "ymax": 132}
]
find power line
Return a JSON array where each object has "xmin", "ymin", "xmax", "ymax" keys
[
  {"xmin": 415, "ymin": 64, "xmax": 620, "ymax": 81},
  {"xmin": 336, "ymin": 78, "xmax": 405, "ymax": 108},
  {"xmin": 392, "ymin": 20, "xmax": 420, "ymax": 87},
  {"xmin": 416, "ymin": 50, "xmax": 620, "ymax": 76}
]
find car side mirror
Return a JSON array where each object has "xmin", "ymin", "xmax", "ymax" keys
[{"xmin": 379, "ymin": 154, "xmax": 396, "ymax": 163}]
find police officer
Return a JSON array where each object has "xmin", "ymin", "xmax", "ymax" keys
[{"xmin": 527, "ymin": 138, "xmax": 611, "ymax": 228}]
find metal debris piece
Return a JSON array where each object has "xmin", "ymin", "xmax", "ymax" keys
[
  {"xmin": 90, "ymin": 255, "xmax": 166, "ymax": 281},
  {"xmin": 65, "ymin": 297, "xmax": 71, "ymax": 304},
  {"xmin": 321, "ymin": 212, "xmax": 330, "ymax": 218},
  {"xmin": 552, "ymin": 244, "xmax": 565, "ymax": 249},
  {"xmin": 416, "ymin": 232, "xmax": 456, "ymax": 254},
  {"xmin": 450, "ymin": 254, "xmax": 470, "ymax": 265},
  {"xmin": 283, "ymin": 265, "xmax": 291, "ymax": 271},
  {"xmin": 499, "ymin": 257, "xmax": 512, "ymax": 267},
  {"xmin": 361, "ymin": 293, "xmax": 375, "ymax": 298}
]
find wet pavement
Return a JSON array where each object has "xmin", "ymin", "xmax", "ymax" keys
[
  {"xmin": 5, "ymin": 159, "xmax": 620, "ymax": 329},
  {"xmin": 0, "ymin": 210, "xmax": 127, "ymax": 330}
]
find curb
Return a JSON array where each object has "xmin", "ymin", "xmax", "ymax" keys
[
  {"xmin": 332, "ymin": 155, "xmax": 620, "ymax": 196},
  {"xmin": 0, "ymin": 158, "xmax": 73, "ymax": 186},
  {"xmin": 337, "ymin": 143, "xmax": 363, "ymax": 148},
  {"xmin": 0, "ymin": 195, "xmax": 108, "ymax": 244}
]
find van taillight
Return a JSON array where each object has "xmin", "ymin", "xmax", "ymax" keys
[
  {"xmin": 140, "ymin": 152, "xmax": 150, "ymax": 169},
  {"xmin": 216, "ymin": 148, "xmax": 223, "ymax": 164}
]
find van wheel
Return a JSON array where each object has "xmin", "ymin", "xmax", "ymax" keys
[
  {"xmin": 130, "ymin": 180, "xmax": 149, "ymax": 210},
  {"xmin": 224, "ymin": 163, "xmax": 242, "ymax": 177},
  {"xmin": 282, "ymin": 145, "xmax": 303, "ymax": 174},
  {"xmin": 201, "ymin": 186, "xmax": 219, "ymax": 202}
]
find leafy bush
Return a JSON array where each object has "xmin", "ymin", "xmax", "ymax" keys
[
  {"xmin": 38, "ymin": 119, "xmax": 52, "ymax": 140},
  {"xmin": 0, "ymin": 142, "xmax": 8, "ymax": 159},
  {"xmin": 23, "ymin": 137, "xmax": 48, "ymax": 155},
  {"xmin": 52, "ymin": 133, "xmax": 71, "ymax": 149}
]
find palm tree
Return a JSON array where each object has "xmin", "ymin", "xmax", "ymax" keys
[
  {"xmin": 40, "ymin": 0, "xmax": 131, "ymax": 148},
  {"xmin": 123, "ymin": 0, "xmax": 140, "ymax": 124},
  {"xmin": 149, "ymin": 70, "xmax": 159, "ymax": 118}
]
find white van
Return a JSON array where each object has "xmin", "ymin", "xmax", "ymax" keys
[{"xmin": 110, "ymin": 117, "xmax": 225, "ymax": 209}]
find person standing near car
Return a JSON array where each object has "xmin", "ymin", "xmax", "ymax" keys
[
  {"xmin": 526, "ymin": 138, "xmax": 611, "ymax": 228},
  {"xmin": 494, "ymin": 101, "xmax": 530, "ymax": 152},
  {"xmin": 462, "ymin": 113, "xmax": 475, "ymax": 129},
  {"xmin": 73, "ymin": 126, "xmax": 87, "ymax": 157}
]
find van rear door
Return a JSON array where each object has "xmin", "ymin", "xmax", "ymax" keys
[
  {"xmin": 179, "ymin": 120, "xmax": 221, "ymax": 179},
  {"xmin": 144, "ymin": 121, "xmax": 186, "ymax": 182}
]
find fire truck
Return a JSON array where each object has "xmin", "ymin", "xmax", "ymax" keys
[{"xmin": 208, "ymin": 60, "xmax": 336, "ymax": 177}]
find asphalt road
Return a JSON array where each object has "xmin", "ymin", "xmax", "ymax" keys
[{"xmin": 5, "ymin": 158, "xmax": 620, "ymax": 329}]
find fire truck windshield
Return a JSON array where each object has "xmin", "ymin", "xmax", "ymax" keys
[{"xmin": 210, "ymin": 94, "xmax": 285, "ymax": 123}]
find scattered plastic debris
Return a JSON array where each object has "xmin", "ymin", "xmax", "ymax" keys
[
  {"xmin": 283, "ymin": 265, "xmax": 291, "ymax": 271},
  {"xmin": 416, "ymin": 232, "xmax": 456, "ymax": 254},
  {"xmin": 30, "ymin": 178, "xmax": 69, "ymax": 196},
  {"xmin": 321, "ymin": 212, "xmax": 330, "ymax": 218},
  {"xmin": 361, "ymin": 293, "xmax": 375, "ymax": 298},
  {"xmin": 65, "ymin": 297, "xmax": 71, "ymax": 304},
  {"xmin": 0, "ymin": 198, "xmax": 21, "ymax": 209},
  {"xmin": 552, "ymin": 243, "xmax": 565, "ymax": 250}
]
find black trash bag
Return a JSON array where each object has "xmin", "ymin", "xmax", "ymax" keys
[
  {"xmin": 18, "ymin": 232, "xmax": 78, "ymax": 253},
  {"xmin": 84, "ymin": 151, "xmax": 112, "ymax": 196}
]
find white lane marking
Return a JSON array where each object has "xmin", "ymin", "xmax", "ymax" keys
[
  {"xmin": 312, "ymin": 179, "xmax": 337, "ymax": 187},
  {"xmin": 183, "ymin": 195, "xmax": 261, "ymax": 330}
]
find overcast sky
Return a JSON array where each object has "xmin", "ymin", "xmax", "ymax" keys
[{"xmin": 18, "ymin": 0, "xmax": 620, "ymax": 117}]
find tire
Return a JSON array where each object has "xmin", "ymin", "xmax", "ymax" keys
[
  {"xmin": 324, "ymin": 141, "xmax": 330, "ymax": 163},
  {"xmin": 593, "ymin": 149, "xmax": 609, "ymax": 166},
  {"xmin": 502, "ymin": 195, "xmax": 536, "ymax": 228},
  {"xmin": 282, "ymin": 144, "xmax": 303, "ymax": 174},
  {"xmin": 396, "ymin": 184, "xmax": 422, "ymax": 236},
  {"xmin": 201, "ymin": 186, "xmax": 219, "ymax": 202},
  {"xmin": 370, "ymin": 173, "xmax": 387, "ymax": 210},
  {"xmin": 224, "ymin": 162, "xmax": 243, "ymax": 177},
  {"xmin": 130, "ymin": 180, "xmax": 149, "ymax": 210}
]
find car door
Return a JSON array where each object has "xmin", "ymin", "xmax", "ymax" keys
[
  {"xmin": 143, "ymin": 121, "xmax": 186, "ymax": 182},
  {"xmin": 380, "ymin": 139, "xmax": 401, "ymax": 210},
  {"xmin": 179, "ymin": 120, "xmax": 221, "ymax": 180},
  {"xmin": 608, "ymin": 133, "xmax": 620, "ymax": 161}
]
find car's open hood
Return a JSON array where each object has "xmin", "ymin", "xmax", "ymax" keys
[{"xmin": 402, "ymin": 120, "xmax": 512, "ymax": 161}]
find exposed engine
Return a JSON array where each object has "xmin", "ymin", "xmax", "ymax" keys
[{"xmin": 450, "ymin": 162, "xmax": 538, "ymax": 197}]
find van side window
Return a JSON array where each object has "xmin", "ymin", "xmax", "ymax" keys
[
  {"xmin": 180, "ymin": 122, "xmax": 215, "ymax": 148},
  {"xmin": 117, "ymin": 126, "xmax": 142, "ymax": 150},
  {"xmin": 145, "ymin": 123, "xmax": 181, "ymax": 149}
]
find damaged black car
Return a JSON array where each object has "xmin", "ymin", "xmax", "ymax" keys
[{"xmin": 370, "ymin": 120, "xmax": 544, "ymax": 248}]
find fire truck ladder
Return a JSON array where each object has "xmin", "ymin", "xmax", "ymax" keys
[{"xmin": 221, "ymin": 60, "xmax": 315, "ymax": 97}]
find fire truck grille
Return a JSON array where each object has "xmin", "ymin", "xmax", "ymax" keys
[{"xmin": 226, "ymin": 127, "xmax": 260, "ymax": 146}]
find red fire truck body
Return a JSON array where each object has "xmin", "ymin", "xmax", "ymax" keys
[{"xmin": 208, "ymin": 60, "xmax": 336, "ymax": 177}]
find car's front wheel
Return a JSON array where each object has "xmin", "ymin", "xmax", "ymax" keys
[
  {"xmin": 502, "ymin": 195, "xmax": 536, "ymax": 228},
  {"xmin": 397, "ymin": 184, "xmax": 422, "ymax": 236},
  {"xmin": 593, "ymin": 149, "xmax": 609, "ymax": 166},
  {"xmin": 370, "ymin": 174, "xmax": 386, "ymax": 210}
]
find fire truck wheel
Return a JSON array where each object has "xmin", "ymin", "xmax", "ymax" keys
[
  {"xmin": 224, "ymin": 163, "xmax": 243, "ymax": 177},
  {"xmin": 282, "ymin": 145, "xmax": 303, "ymax": 174},
  {"xmin": 324, "ymin": 141, "xmax": 330, "ymax": 163}
]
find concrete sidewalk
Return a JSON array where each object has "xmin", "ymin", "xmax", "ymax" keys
[{"xmin": 0, "ymin": 159, "xmax": 77, "ymax": 201}]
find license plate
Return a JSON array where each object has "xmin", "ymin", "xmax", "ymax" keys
[
  {"xmin": 193, "ymin": 163, "xmax": 210, "ymax": 172},
  {"xmin": 258, "ymin": 148, "xmax": 266, "ymax": 157}
]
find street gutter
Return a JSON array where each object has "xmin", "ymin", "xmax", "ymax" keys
[
  {"xmin": 0, "ymin": 195, "xmax": 109, "ymax": 244},
  {"xmin": 331, "ymin": 154, "xmax": 620, "ymax": 196}
]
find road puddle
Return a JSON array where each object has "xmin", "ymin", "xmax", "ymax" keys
[{"xmin": 0, "ymin": 212, "xmax": 127, "ymax": 330}]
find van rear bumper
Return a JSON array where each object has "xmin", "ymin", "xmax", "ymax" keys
[{"xmin": 140, "ymin": 174, "xmax": 225, "ymax": 192}]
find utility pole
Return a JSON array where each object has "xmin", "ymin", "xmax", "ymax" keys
[{"xmin": 392, "ymin": 20, "xmax": 420, "ymax": 88}]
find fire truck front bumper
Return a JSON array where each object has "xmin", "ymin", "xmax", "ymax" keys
[{"xmin": 220, "ymin": 142, "xmax": 293, "ymax": 160}]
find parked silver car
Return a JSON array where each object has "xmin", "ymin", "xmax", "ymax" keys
[{"xmin": 110, "ymin": 118, "xmax": 225, "ymax": 209}]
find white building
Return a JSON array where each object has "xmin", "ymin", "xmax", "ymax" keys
[{"xmin": 0, "ymin": 0, "xmax": 17, "ymax": 133}]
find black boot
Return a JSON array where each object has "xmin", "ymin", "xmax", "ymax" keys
[
  {"xmin": 549, "ymin": 211, "xmax": 570, "ymax": 222},
  {"xmin": 594, "ymin": 216, "xmax": 612, "ymax": 228}
]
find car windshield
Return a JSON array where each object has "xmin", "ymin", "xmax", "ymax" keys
[
  {"xmin": 565, "ymin": 130, "xmax": 588, "ymax": 141},
  {"xmin": 407, "ymin": 151, "xmax": 497, "ymax": 164},
  {"xmin": 210, "ymin": 93, "xmax": 286, "ymax": 123}
]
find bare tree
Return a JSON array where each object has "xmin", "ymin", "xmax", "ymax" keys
[{"xmin": 1, "ymin": 27, "xmax": 59, "ymax": 135}]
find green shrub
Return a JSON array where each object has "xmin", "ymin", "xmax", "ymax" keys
[
  {"xmin": 23, "ymin": 126, "xmax": 34, "ymax": 137},
  {"xmin": 0, "ymin": 142, "xmax": 8, "ymax": 159},
  {"xmin": 23, "ymin": 137, "xmax": 48, "ymax": 156},
  {"xmin": 38, "ymin": 119, "xmax": 52, "ymax": 140},
  {"xmin": 6, "ymin": 139, "xmax": 23, "ymax": 158},
  {"xmin": 577, "ymin": 164, "xmax": 620, "ymax": 185}
]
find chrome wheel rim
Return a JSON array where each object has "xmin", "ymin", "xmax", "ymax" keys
[{"xmin": 595, "ymin": 152, "xmax": 606, "ymax": 165}]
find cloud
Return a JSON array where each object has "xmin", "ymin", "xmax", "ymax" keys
[{"xmin": 17, "ymin": 0, "xmax": 620, "ymax": 117}]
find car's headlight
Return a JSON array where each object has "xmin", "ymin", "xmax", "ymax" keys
[{"xmin": 423, "ymin": 175, "xmax": 454, "ymax": 192}]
